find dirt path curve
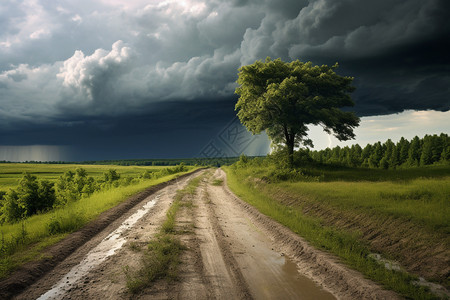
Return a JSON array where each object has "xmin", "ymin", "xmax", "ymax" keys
[{"xmin": 14, "ymin": 168, "xmax": 399, "ymax": 300}]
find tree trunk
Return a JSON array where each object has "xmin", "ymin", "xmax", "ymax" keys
[
  {"xmin": 287, "ymin": 140, "xmax": 294, "ymax": 169},
  {"xmin": 284, "ymin": 126, "xmax": 294, "ymax": 169}
]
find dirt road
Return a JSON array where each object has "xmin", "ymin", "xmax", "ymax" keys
[{"xmin": 13, "ymin": 169, "xmax": 398, "ymax": 299}]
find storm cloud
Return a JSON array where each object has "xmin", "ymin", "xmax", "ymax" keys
[{"xmin": 0, "ymin": 0, "xmax": 449, "ymax": 160}]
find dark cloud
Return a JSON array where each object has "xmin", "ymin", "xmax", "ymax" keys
[
  {"xmin": 244, "ymin": 0, "xmax": 448, "ymax": 118},
  {"xmin": 0, "ymin": 0, "xmax": 449, "ymax": 160},
  {"xmin": 0, "ymin": 97, "xmax": 268, "ymax": 160},
  {"xmin": 337, "ymin": 21, "xmax": 450, "ymax": 116}
]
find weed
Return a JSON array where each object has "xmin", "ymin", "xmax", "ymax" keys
[
  {"xmin": 124, "ymin": 234, "xmax": 186, "ymax": 294},
  {"xmin": 180, "ymin": 199, "xmax": 194, "ymax": 208},
  {"xmin": 177, "ymin": 223, "xmax": 195, "ymax": 235},
  {"xmin": 211, "ymin": 179, "xmax": 223, "ymax": 186},
  {"xmin": 128, "ymin": 242, "xmax": 141, "ymax": 252}
]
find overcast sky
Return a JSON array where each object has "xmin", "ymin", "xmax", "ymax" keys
[{"xmin": 1, "ymin": 0, "xmax": 449, "ymax": 161}]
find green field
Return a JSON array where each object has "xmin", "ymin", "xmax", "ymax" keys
[
  {"xmin": 224, "ymin": 161, "xmax": 450, "ymax": 299},
  {"xmin": 0, "ymin": 163, "xmax": 166, "ymax": 191}
]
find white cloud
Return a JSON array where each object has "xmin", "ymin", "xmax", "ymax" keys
[
  {"xmin": 29, "ymin": 28, "xmax": 50, "ymax": 39},
  {"xmin": 71, "ymin": 14, "xmax": 82, "ymax": 23},
  {"xmin": 58, "ymin": 40, "xmax": 132, "ymax": 100},
  {"xmin": 2, "ymin": 0, "xmax": 56, "ymax": 46}
]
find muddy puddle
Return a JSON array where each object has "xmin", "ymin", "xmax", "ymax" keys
[
  {"xmin": 233, "ymin": 231, "xmax": 335, "ymax": 300},
  {"xmin": 37, "ymin": 194, "xmax": 161, "ymax": 300},
  {"xmin": 270, "ymin": 253, "xmax": 335, "ymax": 299}
]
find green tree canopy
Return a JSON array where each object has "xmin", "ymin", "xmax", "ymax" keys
[{"xmin": 235, "ymin": 57, "xmax": 360, "ymax": 167}]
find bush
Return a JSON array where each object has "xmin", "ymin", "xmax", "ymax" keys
[
  {"xmin": 143, "ymin": 164, "xmax": 187, "ymax": 180},
  {"xmin": 268, "ymin": 148, "xmax": 314, "ymax": 169},
  {"xmin": 37, "ymin": 180, "xmax": 56, "ymax": 212},
  {"xmin": 140, "ymin": 170, "xmax": 153, "ymax": 179},
  {"xmin": 266, "ymin": 168, "xmax": 320, "ymax": 182},
  {"xmin": 104, "ymin": 169, "xmax": 120, "ymax": 183},
  {"xmin": 54, "ymin": 170, "xmax": 78, "ymax": 206},
  {"xmin": 0, "ymin": 173, "xmax": 57, "ymax": 222},
  {"xmin": 0, "ymin": 190, "xmax": 23, "ymax": 223}
]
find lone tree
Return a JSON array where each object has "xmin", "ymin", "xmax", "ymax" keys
[{"xmin": 235, "ymin": 58, "xmax": 360, "ymax": 167}]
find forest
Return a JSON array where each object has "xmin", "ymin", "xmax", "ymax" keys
[{"xmin": 309, "ymin": 133, "xmax": 449, "ymax": 169}]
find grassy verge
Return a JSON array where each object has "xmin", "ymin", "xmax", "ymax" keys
[
  {"xmin": 0, "ymin": 170, "xmax": 197, "ymax": 279},
  {"xmin": 279, "ymin": 177, "xmax": 449, "ymax": 232},
  {"xmin": 125, "ymin": 173, "xmax": 203, "ymax": 294},
  {"xmin": 223, "ymin": 165, "xmax": 448, "ymax": 299}
]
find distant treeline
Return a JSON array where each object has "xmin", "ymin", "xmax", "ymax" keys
[
  {"xmin": 78, "ymin": 157, "xmax": 240, "ymax": 166},
  {"xmin": 0, "ymin": 157, "xmax": 240, "ymax": 166},
  {"xmin": 310, "ymin": 133, "xmax": 449, "ymax": 169}
]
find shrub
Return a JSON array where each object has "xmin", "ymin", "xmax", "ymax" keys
[
  {"xmin": 104, "ymin": 169, "xmax": 121, "ymax": 183},
  {"xmin": 0, "ymin": 173, "xmax": 56, "ymax": 222},
  {"xmin": 37, "ymin": 180, "xmax": 56, "ymax": 212},
  {"xmin": 268, "ymin": 148, "xmax": 314, "ymax": 169},
  {"xmin": 140, "ymin": 170, "xmax": 152, "ymax": 179},
  {"xmin": 0, "ymin": 190, "xmax": 23, "ymax": 223}
]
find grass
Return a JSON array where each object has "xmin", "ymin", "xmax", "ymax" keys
[
  {"xmin": 224, "ymin": 164, "xmax": 449, "ymax": 299},
  {"xmin": 125, "ymin": 173, "xmax": 204, "ymax": 294},
  {"xmin": 239, "ymin": 163, "xmax": 449, "ymax": 232},
  {"xmin": 279, "ymin": 177, "xmax": 449, "ymax": 232},
  {"xmin": 0, "ymin": 169, "xmax": 196, "ymax": 279},
  {"xmin": 211, "ymin": 179, "xmax": 223, "ymax": 186},
  {"xmin": 289, "ymin": 163, "xmax": 450, "ymax": 182},
  {"xmin": 0, "ymin": 163, "xmax": 166, "ymax": 190}
]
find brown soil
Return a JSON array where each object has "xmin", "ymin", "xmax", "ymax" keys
[{"xmin": 3, "ymin": 168, "xmax": 401, "ymax": 299}]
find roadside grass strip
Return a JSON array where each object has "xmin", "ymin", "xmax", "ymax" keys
[
  {"xmin": 223, "ymin": 167, "xmax": 443, "ymax": 300},
  {"xmin": 0, "ymin": 171, "xmax": 195, "ymax": 279},
  {"xmin": 125, "ymin": 174, "xmax": 203, "ymax": 294}
]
